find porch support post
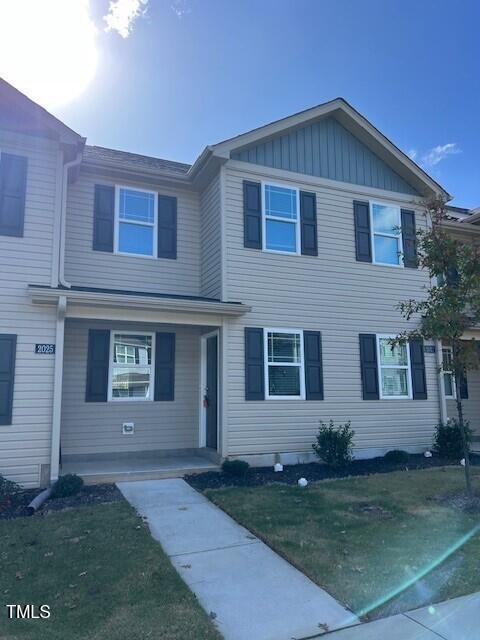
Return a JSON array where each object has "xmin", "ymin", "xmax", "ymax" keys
[
  {"xmin": 220, "ymin": 320, "xmax": 228, "ymax": 458},
  {"xmin": 436, "ymin": 339, "xmax": 447, "ymax": 424},
  {"xmin": 50, "ymin": 296, "xmax": 67, "ymax": 483}
]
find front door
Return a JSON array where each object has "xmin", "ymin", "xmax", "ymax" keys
[{"xmin": 205, "ymin": 334, "xmax": 218, "ymax": 449}]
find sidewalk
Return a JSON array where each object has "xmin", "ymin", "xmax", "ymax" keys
[
  {"xmin": 322, "ymin": 592, "xmax": 480, "ymax": 639},
  {"xmin": 118, "ymin": 478, "xmax": 356, "ymax": 640}
]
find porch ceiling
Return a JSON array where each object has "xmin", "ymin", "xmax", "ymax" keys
[{"xmin": 29, "ymin": 285, "xmax": 251, "ymax": 326}]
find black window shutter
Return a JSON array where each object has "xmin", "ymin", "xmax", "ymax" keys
[
  {"xmin": 158, "ymin": 195, "xmax": 177, "ymax": 259},
  {"xmin": 359, "ymin": 334, "xmax": 379, "ymax": 399},
  {"xmin": 0, "ymin": 153, "xmax": 27, "ymax": 238},
  {"xmin": 154, "ymin": 333, "xmax": 175, "ymax": 401},
  {"xmin": 304, "ymin": 331, "xmax": 323, "ymax": 400},
  {"xmin": 85, "ymin": 329, "xmax": 110, "ymax": 402},
  {"xmin": 354, "ymin": 201, "xmax": 372, "ymax": 263},
  {"xmin": 401, "ymin": 209, "xmax": 417, "ymax": 268},
  {"xmin": 459, "ymin": 371, "xmax": 469, "ymax": 399},
  {"xmin": 243, "ymin": 181, "xmax": 262, "ymax": 249},
  {"xmin": 0, "ymin": 334, "xmax": 16, "ymax": 425},
  {"xmin": 245, "ymin": 328, "xmax": 264, "ymax": 400},
  {"xmin": 93, "ymin": 185, "xmax": 114, "ymax": 252},
  {"xmin": 300, "ymin": 191, "xmax": 318, "ymax": 256},
  {"xmin": 409, "ymin": 339, "xmax": 427, "ymax": 399}
]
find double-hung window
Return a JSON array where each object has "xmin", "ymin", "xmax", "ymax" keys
[
  {"xmin": 116, "ymin": 186, "xmax": 157, "ymax": 257},
  {"xmin": 109, "ymin": 332, "xmax": 154, "ymax": 400},
  {"xmin": 263, "ymin": 183, "xmax": 300, "ymax": 253},
  {"xmin": 377, "ymin": 336, "xmax": 412, "ymax": 399},
  {"xmin": 370, "ymin": 202, "xmax": 403, "ymax": 266},
  {"xmin": 265, "ymin": 329, "xmax": 305, "ymax": 399},
  {"xmin": 442, "ymin": 347, "xmax": 455, "ymax": 399}
]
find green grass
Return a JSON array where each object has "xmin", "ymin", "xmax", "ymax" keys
[
  {"xmin": 206, "ymin": 467, "xmax": 480, "ymax": 619},
  {"xmin": 0, "ymin": 502, "xmax": 221, "ymax": 640}
]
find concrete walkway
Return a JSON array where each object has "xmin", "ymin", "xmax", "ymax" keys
[
  {"xmin": 118, "ymin": 478, "xmax": 356, "ymax": 640},
  {"xmin": 322, "ymin": 593, "xmax": 480, "ymax": 639}
]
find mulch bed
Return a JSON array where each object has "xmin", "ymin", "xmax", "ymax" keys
[
  {"xmin": 186, "ymin": 453, "xmax": 480, "ymax": 491},
  {"xmin": 0, "ymin": 484, "xmax": 123, "ymax": 520}
]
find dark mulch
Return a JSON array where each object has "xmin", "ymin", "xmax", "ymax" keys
[
  {"xmin": 0, "ymin": 483, "xmax": 123, "ymax": 520},
  {"xmin": 186, "ymin": 453, "xmax": 480, "ymax": 491},
  {"xmin": 434, "ymin": 492, "xmax": 480, "ymax": 513}
]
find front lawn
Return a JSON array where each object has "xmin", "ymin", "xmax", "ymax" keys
[
  {"xmin": 0, "ymin": 501, "xmax": 221, "ymax": 640},
  {"xmin": 206, "ymin": 467, "xmax": 480, "ymax": 619}
]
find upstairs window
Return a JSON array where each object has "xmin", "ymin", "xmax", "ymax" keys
[
  {"xmin": 377, "ymin": 336, "xmax": 412, "ymax": 399},
  {"xmin": 263, "ymin": 183, "xmax": 299, "ymax": 253},
  {"xmin": 110, "ymin": 332, "xmax": 154, "ymax": 400},
  {"xmin": 370, "ymin": 202, "xmax": 403, "ymax": 266},
  {"xmin": 442, "ymin": 347, "xmax": 455, "ymax": 399},
  {"xmin": 265, "ymin": 329, "xmax": 305, "ymax": 399},
  {"xmin": 115, "ymin": 186, "xmax": 157, "ymax": 257}
]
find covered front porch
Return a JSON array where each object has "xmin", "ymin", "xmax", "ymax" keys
[{"xmin": 29, "ymin": 285, "xmax": 250, "ymax": 483}]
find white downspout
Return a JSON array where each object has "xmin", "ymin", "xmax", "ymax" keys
[{"xmin": 58, "ymin": 151, "xmax": 82, "ymax": 288}]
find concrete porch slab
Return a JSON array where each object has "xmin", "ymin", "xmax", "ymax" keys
[{"xmin": 62, "ymin": 453, "xmax": 218, "ymax": 484}]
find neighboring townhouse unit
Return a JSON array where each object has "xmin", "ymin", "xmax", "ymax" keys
[{"xmin": 1, "ymin": 78, "xmax": 479, "ymax": 487}]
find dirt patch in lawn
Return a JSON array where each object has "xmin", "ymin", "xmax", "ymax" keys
[
  {"xmin": 0, "ymin": 484, "xmax": 123, "ymax": 520},
  {"xmin": 186, "ymin": 453, "xmax": 480, "ymax": 491},
  {"xmin": 434, "ymin": 493, "xmax": 480, "ymax": 513}
]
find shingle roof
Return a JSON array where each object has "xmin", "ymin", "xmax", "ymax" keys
[{"xmin": 83, "ymin": 145, "xmax": 191, "ymax": 175}]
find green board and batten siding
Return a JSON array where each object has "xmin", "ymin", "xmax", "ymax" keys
[{"xmin": 231, "ymin": 116, "xmax": 419, "ymax": 196}]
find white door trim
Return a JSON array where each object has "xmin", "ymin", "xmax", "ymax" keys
[{"xmin": 199, "ymin": 330, "xmax": 220, "ymax": 449}]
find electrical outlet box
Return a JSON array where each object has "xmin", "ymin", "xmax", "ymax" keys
[{"xmin": 122, "ymin": 422, "xmax": 135, "ymax": 435}]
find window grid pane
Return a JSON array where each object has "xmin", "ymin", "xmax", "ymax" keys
[
  {"xmin": 119, "ymin": 188, "xmax": 155, "ymax": 224},
  {"xmin": 114, "ymin": 334, "xmax": 152, "ymax": 365},
  {"xmin": 268, "ymin": 332, "xmax": 301, "ymax": 363},
  {"xmin": 265, "ymin": 185, "xmax": 297, "ymax": 220},
  {"xmin": 444, "ymin": 373, "xmax": 454, "ymax": 397},
  {"xmin": 372, "ymin": 203, "xmax": 400, "ymax": 236},
  {"xmin": 379, "ymin": 339, "xmax": 407, "ymax": 366}
]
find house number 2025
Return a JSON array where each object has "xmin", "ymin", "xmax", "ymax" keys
[{"xmin": 35, "ymin": 344, "xmax": 55, "ymax": 354}]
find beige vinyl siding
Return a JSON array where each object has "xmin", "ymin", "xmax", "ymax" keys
[
  {"xmin": 64, "ymin": 169, "xmax": 201, "ymax": 296},
  {"xmin": 61, "ymin": 320, "xmax": 201, "ymax": 455},
  {"xmin": 223, "ymin": 164, "xmax": 440, "ymax": 457},
  {"xmin": 200, "ymin": 173, "xmax": 222, "ymax": 299},
  {"xmin": 446, "ymin": 369, "xmax": 480, "ymax": 435},
  {"xmin": 0, "ymin": 130, "xmax": 60, "ymax": 487}
]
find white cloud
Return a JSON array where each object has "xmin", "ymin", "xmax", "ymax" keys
[
  {"xmin": 421, "ymin": 143, "xmax": 461, "ymax": 167},
  {"xmin": 171, "ymin": 0, "xmax": 191, "ymax": 18},
  {"xmin": 408, "ymin": 149, "xmax": 418, "ymax": 161},
  {"xmin": 104, "ymin": 0, "xmax": 148, "ymax": 38}
]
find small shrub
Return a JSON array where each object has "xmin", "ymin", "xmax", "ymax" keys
[
  {"xmin": 0, "ymin": 475, "xmax": 21, "ymax": 509},
  {"xmin": 384, "ymin": 450, "xmax": 410, "ymax": 464},
  {"xmin": 312, "ymin": 420, "xmax": 355, "ymax": 467},
  {"xmin": 221, "ymin": 459, "xmax": 250, "ymax": 477},
  {"xmin": 51, "ymin": 474, "xmax": 84, "ymax": 499},
  {"xmin": 434, "ymin": 419, "xmax": 471, "ymax": 460}
]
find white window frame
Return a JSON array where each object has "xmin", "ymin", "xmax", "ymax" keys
[
  {"xmin": 370, "ymin": 200, "xmax": 404, "ymax": 268},
  {"xmin": 108, "ymin": 330, "xmax": 155, "ymax": 402},
  {"xmin": 442, "ymin": 346, "xmax": 456, "ymax": 399},
  {"xmin": 114, "ymin": 185, "xmax": 158, "ymax": 259},
  {"xmin": 264, "ymin": 328, "xmax": 305, "ymax": 400},
  {"xmin": 262, "ymin": 181, "xmax": 301, "ymax": 255},
  {"xmin": 376, "ymin": 334, "xmax": 412, "ymax": 400}
]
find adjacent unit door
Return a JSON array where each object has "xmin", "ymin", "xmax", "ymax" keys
[{"xmin": 205, "ymin": 334, "xmax": 218, "ymax": 449}]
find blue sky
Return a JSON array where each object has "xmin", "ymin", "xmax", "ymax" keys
[{"xmin": 24, "ymin": 1, "xmax": 480, "ymax": 206}]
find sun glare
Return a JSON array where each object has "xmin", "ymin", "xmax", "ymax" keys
[{"xmin": 0, "ymin": 0, "xmax": 98, "ymax": 109}]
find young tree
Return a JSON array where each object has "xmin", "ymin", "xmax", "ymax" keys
[{"xmin": 393, "ymin": 197, "xmax": 480, "ymax": 497}]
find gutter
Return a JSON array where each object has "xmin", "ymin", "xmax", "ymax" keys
[{"xmin": 58, "ymin": 151, "xmax": 83, "ymax": 288}]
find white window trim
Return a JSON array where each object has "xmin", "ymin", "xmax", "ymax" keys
[
  {"xmin": 264, "ymin": 328, "xmax": 305, "ymax": 400},
  {"xmin": 370, "ymin": 200, "xmax": 404, "ymax": 268},
  {"xmin": 114, "ymin": 185, "xmax": 158, "ymax": 259},
  {"xmin": 108, "ymin": 330, "xmax": 155, "ymax": 402},
  {"xmin": 442, "ymin": 346, "xmax": 456, "ymax": 399},
  {"xmin": 376, "ymin": 334, "xmax": 412, "ymax": 400},
  {"xmin": 261, "ymin": 181, "xmax": 301, "ymax": 255}
]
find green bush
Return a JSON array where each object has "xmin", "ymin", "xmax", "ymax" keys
[
  {"xmin": 384, "ymin": 450, "xmax": 410, "ymax": 464},
  {"xmin": 312, "ymin": 420, "xmax": 355, "ymax": 467},
  {"xmin": 0, "ymin": 475, "xmax": 21, "ymax": 507},
  {"xmin": 434, "ymin": 419, "xmax": 471, "ymax": 460},
  {"xmin": 221, "ymin": 459, "xmax": 250, "ymax": 477},
  {"xmin": 51, "ymin": 474, "xmax": 84, "ymax": 499}
]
